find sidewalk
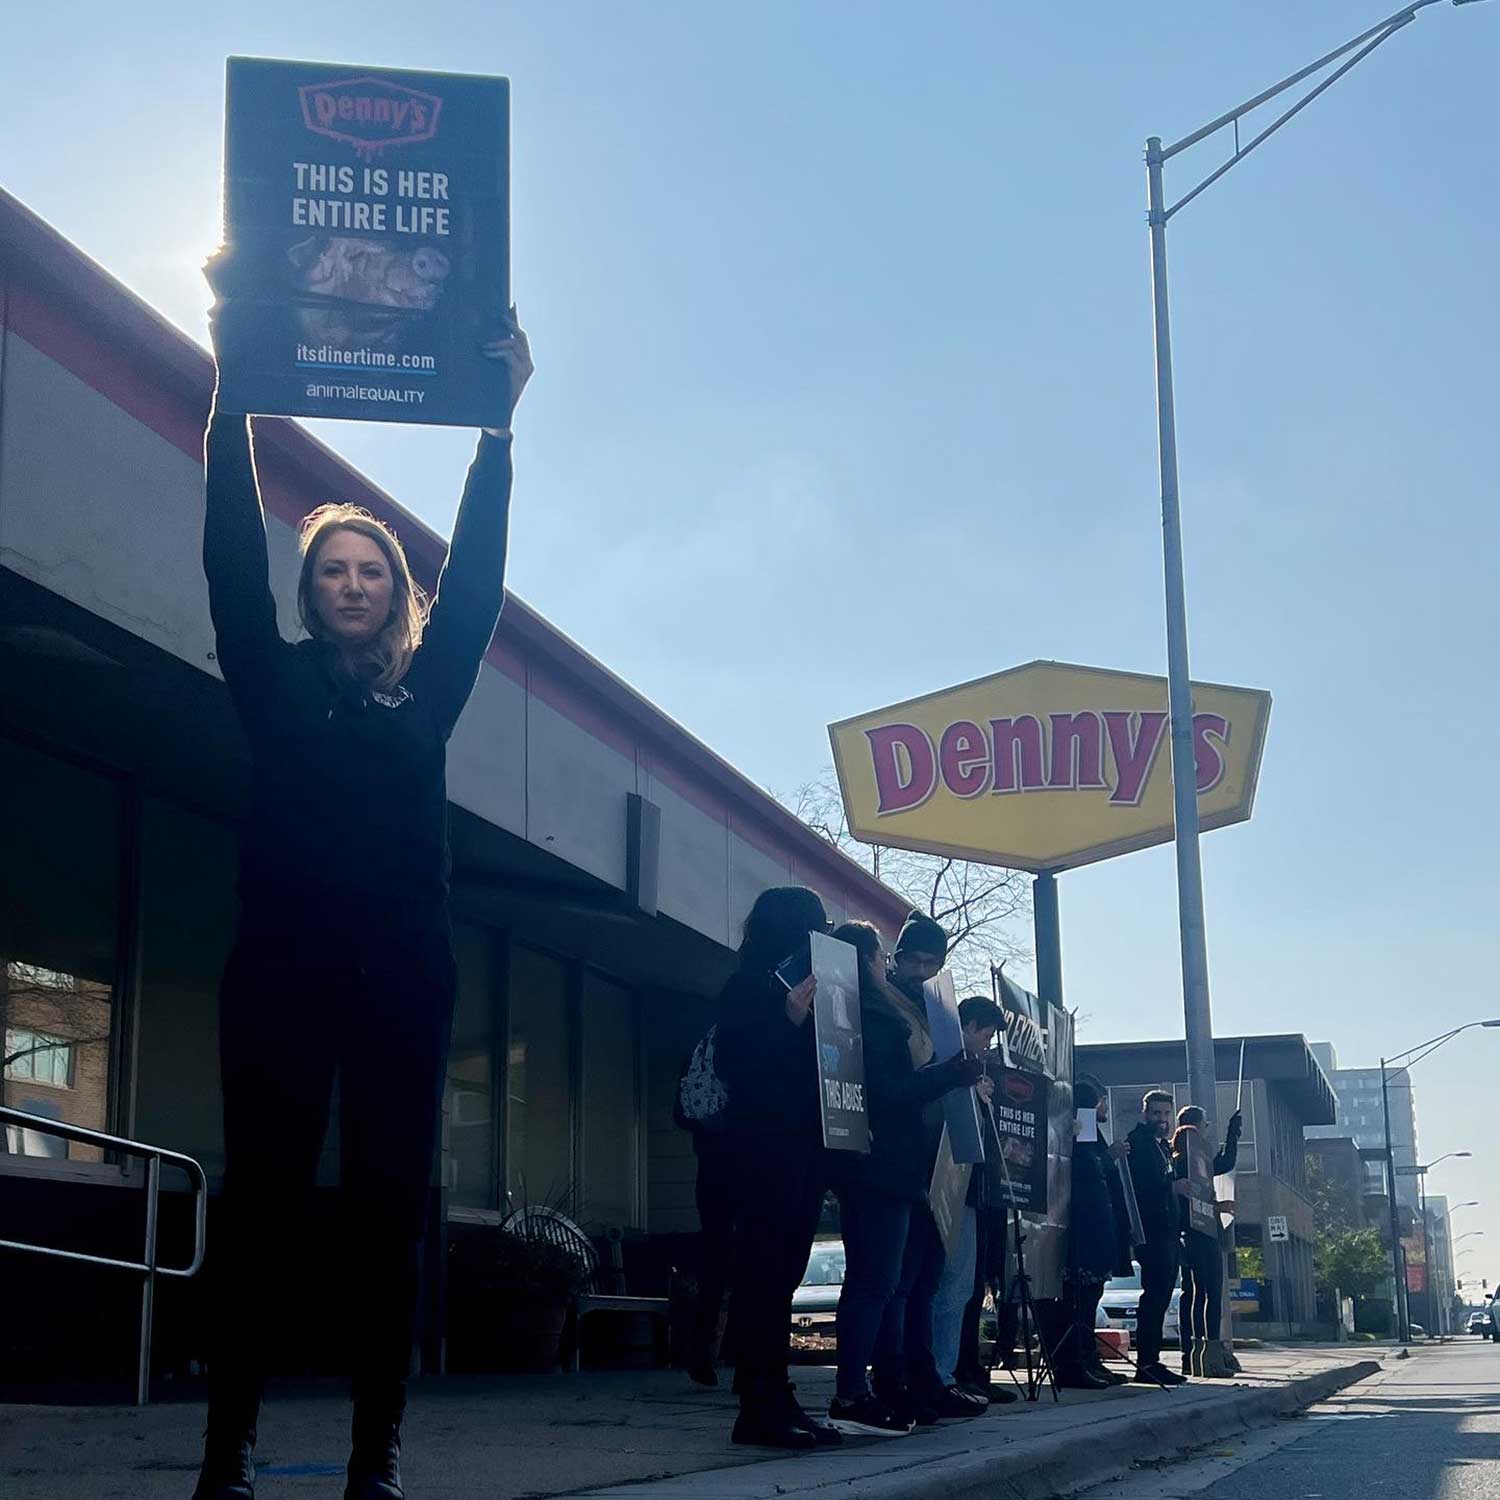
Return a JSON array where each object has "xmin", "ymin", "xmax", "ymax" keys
[{"xmin": 0, "ymin": 1347, "xmax": 1383, "ymax": 1500}]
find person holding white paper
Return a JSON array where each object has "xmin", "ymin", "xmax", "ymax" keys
[{"xmin": 1059, "ymin": 1082, "xmax": 1134, "ymax": 1389}]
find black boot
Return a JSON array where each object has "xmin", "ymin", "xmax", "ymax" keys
[
  {"xmin": 731, "ymin": 1378, "xmax": 818, "ymax": 1449},
  {"xmin": 780, "ymin": 1383, "xmax": 842, "ymax": 1446},
  {"xmin": 345, "ymin": 1393, "xmax": 405, "ymax": 1500},
  {"xmin": 191, "ymin": 1393, "xmax": 258, "ymax": 1500}
]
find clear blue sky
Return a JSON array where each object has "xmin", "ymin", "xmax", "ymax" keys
[{"xmin": 5, "ymin": 1, "xmax": 1497, "ymax": 1277}]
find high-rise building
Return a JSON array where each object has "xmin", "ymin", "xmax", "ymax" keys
[{"xmin": 1308, "ymin": 1042, "xmax": 1420, "ymax": 1208}]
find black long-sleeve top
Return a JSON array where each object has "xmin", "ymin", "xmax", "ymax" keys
[
  {"xmin": 1126, "ymin": 1123, "xmax": 1177, "ymax": 1247},
  {"xmin": 713, "ymin": 966, "xmax": 822, "ymax": 1141},
  {"xmin": 843, "ymin": 979, "xmax": 969, "ymax": 1204},
  {"xmin": 202, "ymin": 407, "xmax": 512, "ymax": 926}
]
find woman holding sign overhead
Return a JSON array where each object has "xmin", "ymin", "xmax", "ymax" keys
[{"xmin": 191, "ymin": 301, "xmax": 531, "ymax": 1500}]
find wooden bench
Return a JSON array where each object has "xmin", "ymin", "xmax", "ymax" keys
[{"xmin": 501, "ymin": 1206, "xmax": 671, "ymax": 1372}]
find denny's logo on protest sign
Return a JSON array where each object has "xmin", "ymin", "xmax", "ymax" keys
[
  {"xmin": 213, "ymin": 57, "xmax": 509, "ymax": 428},
  {"xmin": 829, "ymin": 660, "xmax": 1270, "ymax": 873}
]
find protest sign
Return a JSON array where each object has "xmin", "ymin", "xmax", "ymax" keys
[
  {"xmin": 810, "ymin": 932, "xmax": 869, "ymax": 1154},
  {"xmin": 928, "ymin": 1125, "xmax": 973, "ymax": 1262},
  {"xmin": 214, "ymin": 57, "xmax": 510, "ymax": 427},
  {"xmin": 986, "ymin": 1066, "xmax": 1049, "ymax": 1214},
  {"xmin": 1184, "ymin": 1127, "xmax": 1218, "ymax": 1239},
  {"xmin": 923, "ymin": 970, "xmax": 984, "ymax": 1164}
]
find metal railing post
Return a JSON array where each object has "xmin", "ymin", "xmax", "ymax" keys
[{"xmin": 137, "ymin": 1153, "xmax": 162, "ymax": 1407}]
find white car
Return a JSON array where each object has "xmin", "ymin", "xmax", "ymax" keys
[
  {"xmin": 791, "ymin": 1240, "xmax": 845, "ymax": 1331},
  {"xmin": 1098, "ymin": 1263, "xmax": 1182, "ymax": 1343}
]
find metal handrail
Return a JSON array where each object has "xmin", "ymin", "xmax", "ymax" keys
[{"xmin": 0, "ymin": 1106, "xmax": 208, "ymax": 1404}]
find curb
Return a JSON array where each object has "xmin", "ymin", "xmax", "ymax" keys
[{"xmin": 564, "ymin": 1358, "xmax": 1380, "ymax": 1499}]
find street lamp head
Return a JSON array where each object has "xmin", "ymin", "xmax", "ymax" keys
[
  {"xmin": 1457, "ymin": 1151, "xmax": 1474, "ymax": 1157},
  {"xmin": 1480, "ymin": 1019, "xmax": 1500, "ymax": 1027}
]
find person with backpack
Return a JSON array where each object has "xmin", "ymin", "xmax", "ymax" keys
[
  {"xmin": 711, "ymin": 886, "xmax": 844, "ymax": 1449},
  {"xmin": 673, "ymin": 1022, "xmax": 736, "ymax": 1386}
]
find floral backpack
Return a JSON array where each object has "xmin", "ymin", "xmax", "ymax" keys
[{"xmin": 673, "ymin": 1024, "xmax": 729, "ymax": 1134}]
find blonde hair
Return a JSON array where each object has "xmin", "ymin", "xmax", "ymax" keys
[{"xmin": 297, "ymin": 505, "xmax": 428, "ymax": 692}]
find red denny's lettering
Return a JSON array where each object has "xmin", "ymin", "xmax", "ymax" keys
[
  {"xmin": 865, "ymin": 710, "xmax": 1230, "ymax": 814},
  {"xmin": 298, "ymin": 76, "xmax": 443, "ymax": 152}
]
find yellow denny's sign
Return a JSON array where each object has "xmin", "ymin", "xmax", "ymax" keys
[{"xmin": 829, "ymin": 660, "xmax": 1271, "ymax": 873}]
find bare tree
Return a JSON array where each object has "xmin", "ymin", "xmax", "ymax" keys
[
  {"xmin": 786, "ymin": 771, "xmax": 1032, "ymax": 992},
  {"xmin": 1, "ymin": 961, "xmax": 111, "ymax": 1157}
]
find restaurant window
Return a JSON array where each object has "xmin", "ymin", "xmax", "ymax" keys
[
  {"xmin": 579, "ymin": 971, "xmax": 639, "ymax": 1230},
  {"xmin": 133, "ymin": 798, "xmax": 240, "ymax": 1174},
  {"xmin": 507, "ymin": 946, "xmax": 573, "ymax": 1211},
  {"xmin": 446, "ymin": 923, "xmax": 499, "ymax": 1211},
  {"xmin": 0, "ymin": 735, "xmax": 121, "ymax": 1163}
]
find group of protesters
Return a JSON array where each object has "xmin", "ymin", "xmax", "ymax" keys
[{"xmin": 683, "ymin": 886, "xmax": 1246, "ymax": 1448}]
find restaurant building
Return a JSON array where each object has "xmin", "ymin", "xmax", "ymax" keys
[{"xmin": 0, "ymin": 187, "xmax": 907, "ymax": 1390}]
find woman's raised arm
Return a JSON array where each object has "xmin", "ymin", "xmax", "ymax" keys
[
  {"xmin": 413, "ymin": 313, "xmax": 532, "ymax": 737},
  {"xmin": 202, "ymin": 394, "xmax": 285, "ymax": 703}
]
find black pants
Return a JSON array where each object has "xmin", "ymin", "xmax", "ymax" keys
[
  {"xmin": 872, "ymin": 1202, "xmax": 945, "ymax": 1399},
  {"xmin": 726, "ymin": 1134, "xmax": 829, "ymax": 1402},
  {"xmin": 956, "ymin": 1207, "xmax": 1007, "ymax": 1384},
  {"xmin": 691, "ymin": 1140, "xmax": 738, "ymax": 1359},
  {"xmin": 1057, "ymin": 1279, "xmax": 1106, "ymax": 1376},
  {"xmin": 1180, "ymin": 1232, "xmax": 1224, "ymax": 1357},
  {"xmin": 209, "ymin": 910, "xmax": 456, "ymax": 1417},
  {"xmin": 1134, "ymin": 1236, "xmax": 1179, "ymax": 1368}
]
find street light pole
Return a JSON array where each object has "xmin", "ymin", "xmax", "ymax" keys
[
  {"xmin": 1143, "ymin": 0, "xmax": 1488, "ymax": 1128},
  {"xmin": 1144, "ymin": 141, "xmax": 1217, "ymax": 1123},
  {"xmin": 1381, "ymin": 1056, "xmax": 1408, "ymax": 1339}
]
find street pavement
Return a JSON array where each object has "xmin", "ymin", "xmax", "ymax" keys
[
  {"xmin": 0, "ymin": 1344, "xmax": 1382, "ymax": 1499},
  {"xmin": 1077, "ymin": 1339, "xmax": 1500, "ymax": 1500}
]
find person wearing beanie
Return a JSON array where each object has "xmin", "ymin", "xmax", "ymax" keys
[{"xmin": 893, "ymin": 910, "xmax": 949, "ymax": 967}]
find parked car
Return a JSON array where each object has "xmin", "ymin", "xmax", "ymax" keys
[
  {"xmin": 1466, "ymin": 1311, "xmax": 1492, "ymax": 1335},
  {"xmin": 1098, "ymin": 1262, "xmax": 1182, "ymax": 1344},
  {"xmin": 792, "ymin": 1240, "xmax": 845, "ymax": 1331}
]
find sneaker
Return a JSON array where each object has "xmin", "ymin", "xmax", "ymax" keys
[
  {"xmin": 828, "ymin": 1394, "xmax": 914, "ymax": 1437},
  {"xmin": 878, "ymin": 1385, "xmax": 940, "ymax": 1428},
  {"xmin": 687, "ymin": 1361, "xmax": 720, "ymax": 1388},
  {"xmin": 1135, "ymin": 1363, "xmax": 1187, "ymax": 1387},
  {"xmin": 932, "ymin": 1384, "xmax": 988, "ymax": 1419}
]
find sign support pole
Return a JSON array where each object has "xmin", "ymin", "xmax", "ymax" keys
[{"xmin": 1033, "ymin": 872, "xmax": 1063, "ymax": 1011}]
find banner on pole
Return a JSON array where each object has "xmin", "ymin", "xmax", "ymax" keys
[
  {"xmin": 810, "ymin": 932, "xmax": 869, "ymax": 1154},
  {"xmin": 214, "ymin": 56, "xmax": 510, "ymax": 427}
]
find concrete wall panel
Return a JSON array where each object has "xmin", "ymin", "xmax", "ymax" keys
[{"xmin": 525, "ymin": 692, "xmax": 636, "ymax": 887}]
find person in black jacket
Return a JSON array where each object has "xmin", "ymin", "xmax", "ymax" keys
[
  {"xmin": 1171, "ymin": 1104, "xmax": 1241, "ymax": 1379},
  {"xmin": 1125, "ymin": 1089, "xmax": 1188, "ymax": 1386},
  {"xmin": 713, "ymin": 886, "xmax": 844, "ymax": 1450},
  {"xmin": 1058, "ymin": 1081, "xmax": 1134, "ymax": 1389},
  {"xmin": 193, "ymin": 309, "xmax": 532, "ymax": 1500},
  {"xmin": 824, "ymin": 922, "xmax": 984, "ymax": 1436}
]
